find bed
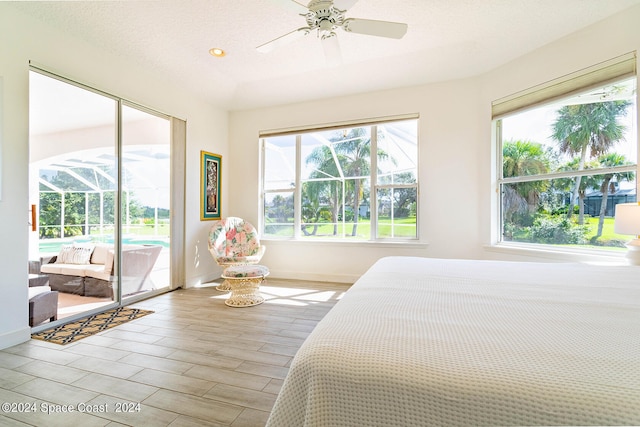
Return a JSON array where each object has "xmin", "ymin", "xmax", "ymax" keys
[{"xmin": 266, "ymin": 256, "xmax": 640, "ymax": 426}]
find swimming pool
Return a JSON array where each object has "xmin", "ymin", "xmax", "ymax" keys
[{"xmin": 39, "ymin": 236, "xmax": 170, "ymax": 254}]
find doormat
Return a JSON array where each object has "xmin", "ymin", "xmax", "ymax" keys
[{"xmin": 31, "ymin": 307, "xmax": 154, "ymax": 345}]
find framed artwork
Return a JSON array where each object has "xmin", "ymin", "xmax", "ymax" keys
[{"xmin": 201, "ymin": 151, "xmax": 222, "ymax": 220}]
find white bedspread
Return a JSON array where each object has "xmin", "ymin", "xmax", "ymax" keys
[{"xmin": 266, "ymin": 256, "xmax": 640, "ymax": 426}]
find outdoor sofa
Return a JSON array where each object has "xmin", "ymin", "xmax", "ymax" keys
[{"xmin": 40, "ymin": 243, "xmax": 162, "ymax": 298}]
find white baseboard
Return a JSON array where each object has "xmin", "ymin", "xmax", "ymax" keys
[
  {"xmin": 267, "ymin": 269, "xmax": 359, "ymax": 284},
  {"xmin": 0, "ymin": 326, "xmax": 31, "ymax": 350},
  {"xmin": 187, "ymin": 270, "xmax": 358, "ymax": 287}
]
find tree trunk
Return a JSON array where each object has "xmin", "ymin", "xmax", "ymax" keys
[
  {"xmin": 597, "ymin": 177, "xmax": 612, "ymax": 238},
  {"xmin": 568, "ymin": 176, "xmax": 581, "ymax": 220},
  {"xmin": 351, "ymin": 179, "xmax": 360, "ymax": 236},
  {"xmin": 568, "ymin": 144, "xmax": 589, "ymax": 221},
  {"xmin": 332, "ymin": 186, "xmax": 340, "ymax": 235}
]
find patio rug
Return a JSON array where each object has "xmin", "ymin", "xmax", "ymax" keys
[{"xmin": 31, "ymin": 307, "xmax": 153, "ymax": 345}]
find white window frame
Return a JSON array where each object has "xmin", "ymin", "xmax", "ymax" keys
[
  {"xmin": 492, "ymin": 52, "xmax": 638, "ymax": 251},
  {"xmin": 260, "ymin": 115, "xmax": 419, "ymax": 242}
]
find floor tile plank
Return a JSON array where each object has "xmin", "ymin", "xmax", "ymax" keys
[{"xmin": 0, "ymin": 279, "xmax": 350, "ymax": 426}]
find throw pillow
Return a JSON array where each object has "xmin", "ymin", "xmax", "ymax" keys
[
  {"xmin": 56, "ymin": 245, "xmax": 74, "ymax": 264},
  {"xmin": 70, "ymin": 245, "xmax": 94, "ymax": 264},
  {"xmin": 55, "ymin": 244, "xmax": 94, "ymax": 265}
]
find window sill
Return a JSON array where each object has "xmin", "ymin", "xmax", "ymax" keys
[
  {"xmin": 262, "ymin": 237, "xmax": 428, "ymax": 250},
  {"xmin": 484, "ymin": 242, "xmax": 627, "ymax": 264}
]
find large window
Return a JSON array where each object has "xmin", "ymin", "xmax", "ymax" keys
[
  {"xmin": 494, "ymin": 54, "xmax": 637, "ymax": 251},
  {"xmin": 261, "ymin": 118, "xmax": 419, "ymax": 241}
]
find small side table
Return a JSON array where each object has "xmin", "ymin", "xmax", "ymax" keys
[{"xmin": 221, "ymin": 265, "xmax": 269, "ymax": 307}]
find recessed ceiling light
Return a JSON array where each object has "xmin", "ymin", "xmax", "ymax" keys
[{"xmin": 209, "ymin": 48, "xmax": 226, "ymax": 57}]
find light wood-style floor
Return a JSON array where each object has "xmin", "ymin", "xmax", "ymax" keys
[{"xmin": 0, "ymin": 279, "xmax": 351, "ymax": 426}]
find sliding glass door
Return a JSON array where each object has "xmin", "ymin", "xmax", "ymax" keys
[
  {"xmin": 29, "ymin": 69, "xmax": 171, "ymax": 329},
  {"xmin": 120, "ymin": 104, "xmax": 171, "ymax": 302}
]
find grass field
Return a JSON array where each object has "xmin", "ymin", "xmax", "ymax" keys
[
  {"xmin": 583, "ymin": 217, "xmax": 627, "ymax": 242},
  {"xmin": 285, "ymin": 217, "xmax": 417, "ymax": 239}
]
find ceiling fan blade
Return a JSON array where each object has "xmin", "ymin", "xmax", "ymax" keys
[
  {"xmin": 256, "ymin": 27, "xmax": 311, "ymax": 53},
  {"xmin": 333, "ymin": 0, "xmax": 359, "ymax": 10},
  {"xmin": 322, "ymin": 34, "xmax": 343, "ymax": 67},
  {"xmin": 343, "ymin": 18, "xmax": 408, "ymax": 39}
]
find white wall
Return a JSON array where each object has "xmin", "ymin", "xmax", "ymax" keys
[
  {"xmin": 228, "ymin": 5, "xmax": 640, "ymax": 282},
  {"xmin": 228, "ymin": 80, "xmax": 483, "ymax": 283},
  {"xmin": 0, "ymin": 5, "xmax": 226, "ymax": 349}
]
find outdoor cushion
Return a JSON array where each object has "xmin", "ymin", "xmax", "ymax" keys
[
  {"xmin": 28, "ymin": 285, "xmax": 52, "ymax": 299},
  {"xmin": 222, "ymin": 265, "xmax": 270, "ymax": 278},
  {"xmin": 42, "ymin": 263, "xmax": 104, "ymax": 277},
  {"xmin": 90, "ymin": 243, "xmax": 112, "ymax": 265}
]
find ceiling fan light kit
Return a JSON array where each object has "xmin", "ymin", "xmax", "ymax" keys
[{"xmin": 256, "ymin": 0, "xmax": 408, "ymax": 62}]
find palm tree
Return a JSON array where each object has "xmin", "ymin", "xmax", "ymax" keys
[
  {"xmin": 551, "ymin": 99, "xmax": 630, "ymax": 220},
  {"xmin": 556, "ymin": 157, "xmax": 599, "ymax": 224},
  {"xmin": 592, "ymin": 153, "xmax": 634, "ymax": 238},
  {"xmin": 305, "ymin": 144, "xmax": 344, "ymax": 236},
  {"xmin": 502, "ymin": 140, "xmax": 551, "ymax": 221},
  {"xmin": 333, "ymin": 128, "xmax": 372, "ymax": 236},
  {"xmin": 306, "ymin": 128, "xmax": 394, "ymax": 237},
  {"xmin": 301, "ymin": 182, "xmax": 332, "ymax": 236}
]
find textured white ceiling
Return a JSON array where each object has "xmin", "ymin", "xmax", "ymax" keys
[{"xmin": 11, "ymin": 0, "xmax": 640, "ymax": 111}]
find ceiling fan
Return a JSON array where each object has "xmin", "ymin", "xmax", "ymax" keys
[{"xmin": 257, "ymin": 0, "xmax": 408, "ymax": 65}]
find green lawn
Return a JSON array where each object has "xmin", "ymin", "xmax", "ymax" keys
[
  {"xmin": 291, "ymin": 217, "xmax": 417, "ymax": 239},
  {"xmin": 583, "ymin": 216, "xmax": 628, "ymax": 242}
]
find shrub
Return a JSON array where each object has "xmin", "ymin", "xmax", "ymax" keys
[{"xmin": 530, "ymin": 215, "xmax": 589, "ymax": 244}]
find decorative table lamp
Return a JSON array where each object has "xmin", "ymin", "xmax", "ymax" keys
[{"xmin": 614, "ymin": 202, "xmax": 640, "ymax": 265}]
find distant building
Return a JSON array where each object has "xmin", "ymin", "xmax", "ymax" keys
[{"xmin": 584, "ymin": 186, "xmax": 636, "ymax": 217}]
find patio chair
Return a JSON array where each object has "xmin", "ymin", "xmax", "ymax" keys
[{"xmin": 208, "ymin": 217, "xmax": 266, "ymax": 291}]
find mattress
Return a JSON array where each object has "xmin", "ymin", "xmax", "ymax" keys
[{"xmin": 266, "ymin": 256, "xmax": 640, "ymax": 426}]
